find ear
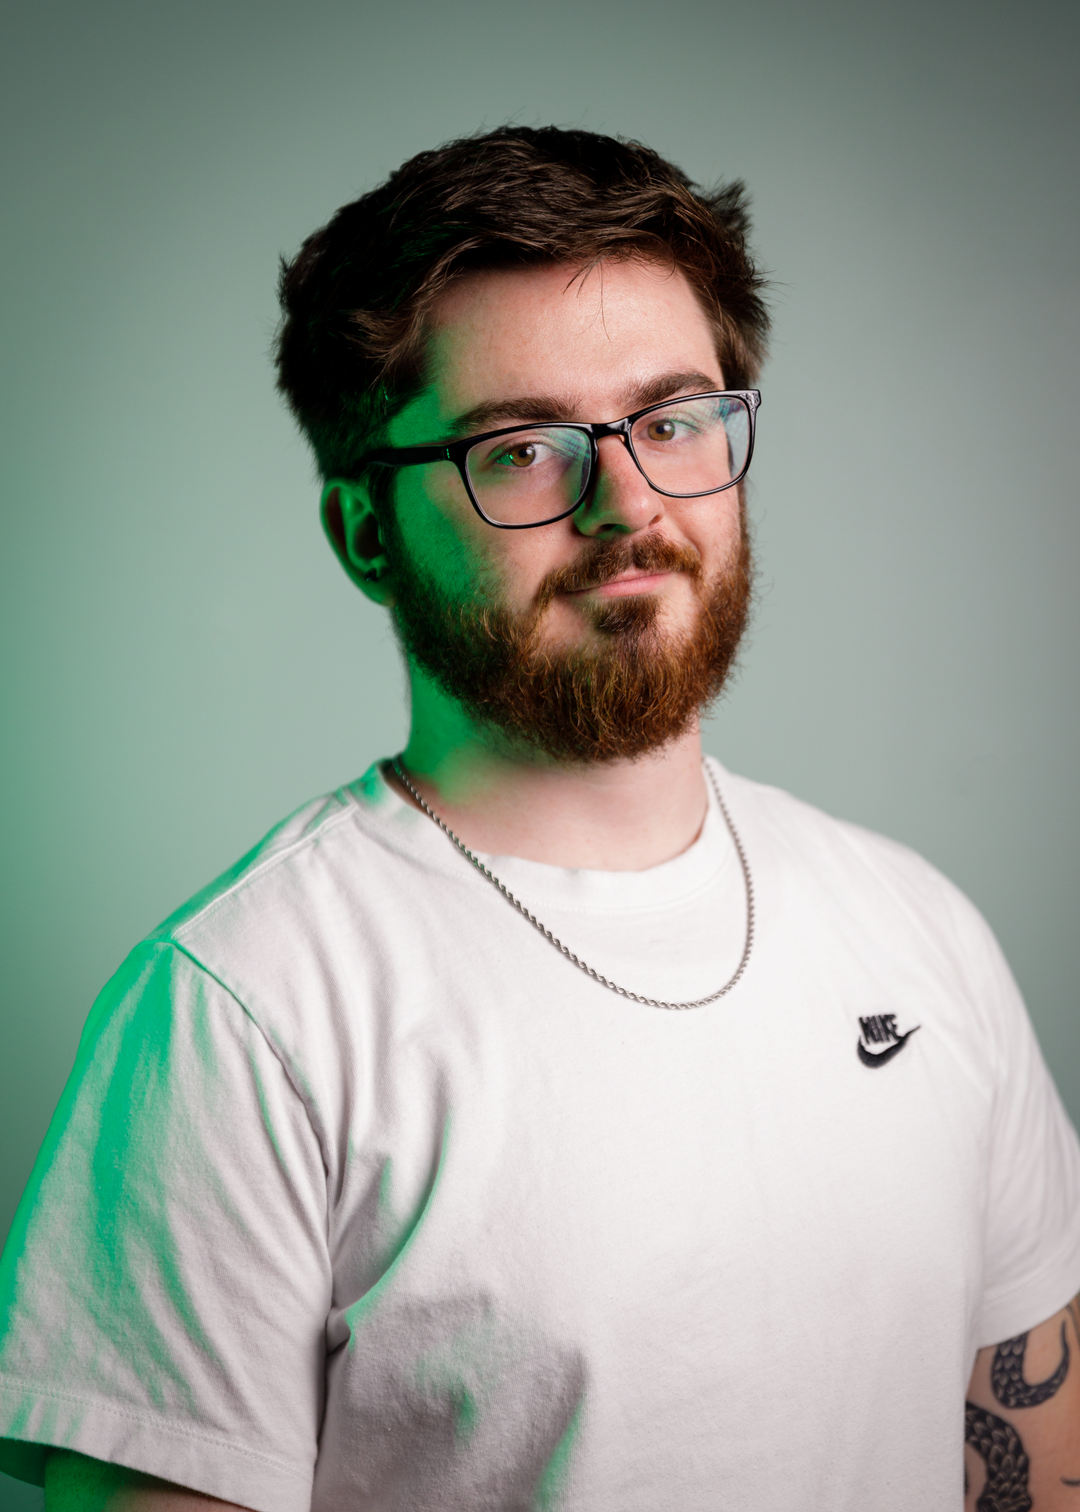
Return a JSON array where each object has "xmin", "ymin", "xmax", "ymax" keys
[{"xmin": 321, "ymin": 478, "xmax": 394, "ymax": 605}]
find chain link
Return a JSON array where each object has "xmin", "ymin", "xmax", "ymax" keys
[{"xmin": 391, "ymin": 757, "xmax": 754, "ymax": 1010}]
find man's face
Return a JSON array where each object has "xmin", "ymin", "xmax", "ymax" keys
[{"xmin": 380, "ymin": 257, "xmax": 752, "ymax": 761}]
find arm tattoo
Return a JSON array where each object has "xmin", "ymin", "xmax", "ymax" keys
[
  {"xmin": 991, "ymin": 1324, "xmax": 1070, "ymax": 1409},
  {"xmin": 965, "ymin": 1402, "xmax": 1032, "ymax": 1512}
]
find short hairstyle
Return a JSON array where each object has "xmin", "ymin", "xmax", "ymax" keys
[{"xmin": 275, "ymin": 126, "xmax": 769, "ymax": 481}]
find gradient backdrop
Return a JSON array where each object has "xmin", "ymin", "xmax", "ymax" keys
[{"xmin": 1, "ymin": 0, "xmax": 1078, "ymax": 1501}]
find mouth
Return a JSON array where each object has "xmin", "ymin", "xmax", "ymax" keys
[
  {"xmin": 534, "ymin": 532, "xmax": 702, "ymax": 614},
  {"xmin": 562, "ymin": 570, "xmax": 672, "ymax": 600}
]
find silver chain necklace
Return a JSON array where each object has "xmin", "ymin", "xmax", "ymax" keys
[{"xmin": 391, "ymin": 757, "xmax": 755, "ymax": 1011}]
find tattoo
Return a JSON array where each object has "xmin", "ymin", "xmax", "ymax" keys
[
  {"xmin": 992, "ymin": 1324, "xmax": 1070, "ymax": 1409},
  {"xmin": 965, "ymin": 1402, "xmax": 1032, "ymax": 1512}
]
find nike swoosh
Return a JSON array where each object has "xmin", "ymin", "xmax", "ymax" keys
[{"xmin": 857, "ymin": 1026, "xmax": 920, "ymax": 1067}]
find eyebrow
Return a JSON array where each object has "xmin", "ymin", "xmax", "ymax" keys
[{"xmin": 445, "ymin": 370, "xmax": 724, "ymax": 439}]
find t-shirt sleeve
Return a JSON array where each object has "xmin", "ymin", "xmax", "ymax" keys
[
  {"xmin": 0, "ymin": 940, "xmax": 331, "ymax": 1512},
  {"xmin": 953, "ymin": 894, "xmax": 1080, "ymax": 1348}
]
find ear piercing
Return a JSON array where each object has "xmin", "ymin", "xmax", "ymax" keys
[{"xmin": 364, "ymin": 569, "xmax": 381, "ymax": 583}]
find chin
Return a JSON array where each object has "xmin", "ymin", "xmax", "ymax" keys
[
  {"xmin": 542, "ymin": 587, "xmax": 674, "ymax": 650},
  {"xmin": 589, "ymin": 588, "xmax": 694, "ymax": 644}
]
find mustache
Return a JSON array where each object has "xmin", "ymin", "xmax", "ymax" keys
[{"xmin": 534, "ymin": 533, "xmax": 703, "ymax": 610}]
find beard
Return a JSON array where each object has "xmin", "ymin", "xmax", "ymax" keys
[{"xmin": 386, "ymin": 514, "xmax": 753, "ymax": 765}]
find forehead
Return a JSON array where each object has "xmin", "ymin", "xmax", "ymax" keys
[{"xmin": 416, "ymin": 258, "xmax": 722, "ymax": 423}]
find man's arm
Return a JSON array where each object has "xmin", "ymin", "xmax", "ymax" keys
[
  {"xmin": 44, "ymin": 1450, "xmax": 251, "ymax": 1511},
  {"xmin": 966, "ymin": 1294, "xmax": 1080, "ymax": 1510}
]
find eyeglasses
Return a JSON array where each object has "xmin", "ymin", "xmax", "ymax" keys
[{"xmin": 361, "ymin": 389, "xmax": 761, "ymax": 530}]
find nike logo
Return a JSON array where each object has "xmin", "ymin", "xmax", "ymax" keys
[{"xmin": 857, "ymin": 1025, "xmax": 920, "ymax": 1067}]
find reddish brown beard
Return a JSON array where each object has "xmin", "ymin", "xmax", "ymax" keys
[{"xmin": 388, "ymin": 522, "xmax": 753, "ymax": 764}]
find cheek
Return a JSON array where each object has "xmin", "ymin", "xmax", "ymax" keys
[
  {"xmin": 689, "ymin": 488, "xmax": 744, "ymax": 569},
  {"xmin": 391, "ymin": 466, "xmax": 502, "ymax": 601},
  {"xmin": 391, "ymin": 466, "xmax": 559, "ymax": 611}
]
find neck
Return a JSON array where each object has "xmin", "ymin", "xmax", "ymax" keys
[{"xmin": 392, "ymin": 664, "xmax": 709, "ymax": 870}]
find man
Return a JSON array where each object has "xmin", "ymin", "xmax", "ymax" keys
[{"xmin": 1, "ymin": 127, "xmax": 1078, "ymax": 1511}]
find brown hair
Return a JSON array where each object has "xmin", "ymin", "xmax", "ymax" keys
[{"xmin": 275, "ymin": 125, "xmax": 769, "ymax": 480}]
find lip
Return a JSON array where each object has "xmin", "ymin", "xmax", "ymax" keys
[{"xmin": 564, "ymin": 570, "xmax": 671, "ymax": 599}]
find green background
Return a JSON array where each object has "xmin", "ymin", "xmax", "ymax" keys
[{"xmin": 1, "ymin": 0, "xmax": 1077, "ymax": 1501}]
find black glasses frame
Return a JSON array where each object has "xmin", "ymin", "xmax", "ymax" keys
[{"xmin": 360, "ymin": 389, "xmax": 762, "ymax": 530}]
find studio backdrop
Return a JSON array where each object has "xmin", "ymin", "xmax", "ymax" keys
[{"xmin": 1, "ymin": 8, "xmax": 1077, "ymax": 1501}]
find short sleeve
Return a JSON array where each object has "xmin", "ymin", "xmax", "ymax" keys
[
  {"xmin": 957, "ymin": 901, "xmax": 1080, "ymax": 1347},
  {"xmin": 0, "ymin": 941, "xmax": 331, "ymax": 1512}
]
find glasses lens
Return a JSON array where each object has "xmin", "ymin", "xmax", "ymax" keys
[
  {"xmin": 630, "ymin": 395, "xmax": 751, "ymax": 497},
  {"xmin": 465, "ymin": 427, "xmax": 591, "ymax": 525}
]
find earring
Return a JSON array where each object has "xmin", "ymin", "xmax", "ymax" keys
[{"xmin": 363, "ymin": 569, "xmax": 381, "ymax": 583}]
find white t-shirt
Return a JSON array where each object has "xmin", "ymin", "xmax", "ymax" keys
[{"xmin": 1, "ymin": 759, "xmax": 1079, "ymax": 1511}]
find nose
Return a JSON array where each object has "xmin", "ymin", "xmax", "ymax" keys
[{"xmin": 574, "ymin": 433, "xmax": 666, "ymax": 537}]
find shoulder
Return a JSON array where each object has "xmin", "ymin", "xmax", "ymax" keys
[
  {"xmin": 150, "ymin": 764, "xmax": 404, "ymax": 946},
  {"xmin": 64, "ymin": 767, "xmax": 427, "ymax": 1120},
  {"xmin": 129, "ymin": 764, "xmax": 429, "ymax": 1024},
  {"xmin": 153, "ymin": 786, "xmax": 362, "ymax": 938},
  {"xmin": 716, "ymin": 760, "xmax": 949, "ymax": 888},
  {"xmin": 713, "ymin": 760, "xmax": 1007, "ymax": 992}
]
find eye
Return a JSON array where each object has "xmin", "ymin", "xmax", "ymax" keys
[
  {"xmin": 646, "ymin": 418, "xmax": 677, "ymax": 442},
  {"xmin": 496, "ymin": 443, "xmax": 540, "ymax": 468}
]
